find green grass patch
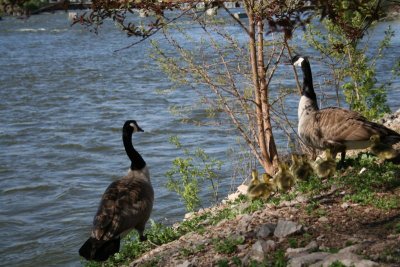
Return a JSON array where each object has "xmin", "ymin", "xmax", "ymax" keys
[
  {"xmin": 337, "ymin": 154, "xmax": 400, "ymax": 209},
  {"xmin": 179, "ymin": 243, "xmax": 205, "ymax": 257},
  {"xmin": 395, "ymin": 222, "xmax": 400, "ymax": 234},
  {"xmin": 296, "ymin": 153, "xmax": 400, "ymax": 210},
  {"xmin": 216, "ymin": 258, "xmax": 230, "ymax": 267},
  {"xmin": 212, "ymin": 235, "xmax": 245, "ymax": 254},
  {"xmin": 329, "ymin": 261, "xmax": 347, "ymax": 267}
]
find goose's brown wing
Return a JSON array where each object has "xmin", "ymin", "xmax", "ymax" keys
[
  {"xmin": 91, "ymin": 179, "xmax": 145, "ymax": 241},
  {"xmin": 315, "ymin": 107, "xmax": 397, "ymax": 142}
]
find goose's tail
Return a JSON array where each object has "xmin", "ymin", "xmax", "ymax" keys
[{"xmin": 79, "ymin": 237, "xmax": 120, "ymax": 262}]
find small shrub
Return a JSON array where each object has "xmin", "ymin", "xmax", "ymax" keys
[
  {"xmin": 166, "ymin": 136, "xmax": 222, "ymax": 212},
  {"xmin": 288, "ymin": 238, "xmax": 298, "ymax": 248},
  {"xmin": 216, "ymin": 258, "xmax": 230, "ymax": 267}
]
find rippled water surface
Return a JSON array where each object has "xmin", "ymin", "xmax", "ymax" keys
[{"xmin": 0, "ymin": 11, "xmax": 399, "ymax": 267}]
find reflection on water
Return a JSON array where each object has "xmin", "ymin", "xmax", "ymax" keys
[{"xmin": 0, "ymin": 11, "xmax": 399, "ymax": 267}]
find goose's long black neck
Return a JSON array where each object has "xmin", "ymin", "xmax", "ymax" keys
[
  {"xmin": 301, "ymin": 60, "xmax": 319, "ymax": 110},
  {"xmin": 123, "ymin": 130, "xmax": 146, "ymax": 171}
]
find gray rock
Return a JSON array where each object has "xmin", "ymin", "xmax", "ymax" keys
[
  {"xmin": 236, "ymin": 214, "xmax": 253, "ymax": 233},
  {"xmin": 249, "ymin": 240, "xmax": 267, "ymax": 262},
  {"xmin": 288, "ymin": 252, "xmax": 331, "ymax": 267},
  {"xmin": 256, "ymin": 223, "xmax": 274, "ymax": 239},
  {"xmin": 176, "ymin": 260, "xmax": 192, "ymax": 267},
  {"xmin": 310, "ymin": 252, "xmax": 379, "ymax": 267},
  {"xmin": 248, "ymin": 239, "xmax": 276, "ymax": 262},
  {"xmin": 274, "ymin": 219, "xmax": 303, "ymax": 238},
  {"xmin": 264, "ymin": 240, "xmax": 276, "ymax": 252},
  {"xmin": 338, "ymin": 244, "xmax": 362, "ymax": 254},
  {"xmin": 286, "ymin": 241, "xmax": 319, "ymax": 258}
]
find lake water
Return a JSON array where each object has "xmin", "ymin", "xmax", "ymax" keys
[{"xmin": 0, "ymin": 11, "xmax": 399, "ymax": 267}]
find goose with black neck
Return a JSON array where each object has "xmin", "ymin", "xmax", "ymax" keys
[
  {"xmin": 79, "ymin": 120, "xmax": 154, "ymax": 262},
  {"xmin": 292, "ymin": 55, "xmax": 400, "ymax": 165}
]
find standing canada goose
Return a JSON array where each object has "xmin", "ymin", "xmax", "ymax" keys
[
  {"xmin": 314, "ymin": 148, "xmax": 337, "ymax": 178},
  {"xmin": 370, "ymin": 134, "xmax": 399, "ymax": 160},
  {"xmin": 290, "ymin": 154, "xmax": 314, "ymax": 181},
  {"xmin": 292, "ymin": 55, "xmax": 400, "ymax": 164},
  {"xmin": 79, "ymin": 120, "xmax": 154, "ymax": 262},
  {"xmin": 273, "ymin": 162, "xmax": 295, "ymax": 192}
]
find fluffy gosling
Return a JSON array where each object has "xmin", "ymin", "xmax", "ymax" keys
[
  {"xmin": 290, "ymin": 154, "xmax": 314, "ymax": 181},
  {"xmin": 314, "ymin": 149, "xmax": 336, "ymax": 178},
  {"xmin": 370, "ymin": 134, "xmax": 398, "ymax": 160},
  {"xmin": 274, "ymin": 162, "xmax": 295, "ymax": 192},
  {"xmin": 247, "ymin": 171, "xmax": 274, "ymax": 200}
]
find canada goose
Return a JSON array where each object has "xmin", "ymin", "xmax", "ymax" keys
[
  {"xmin": 273, "ymin": 162, "xmax": 295, "ymax": 192},
  {"xmin": 314, "ymin": 149, "xmax": 337, "ymax": 178},
  {"xmin": 290, "ymin": 154, "xmax": 314, "ymax": 181},
  {"xmin": 247, "ymin": 171, "xmax": 274, "ymax": 200},
  {"xmin": 79, "ymin": 120, "xmax": 154, "ymax": 262},
  {"xmin": 292, "ymin": 55, "xmax": 400, "ymax": 164},
  {"xmin": 370, "ymin": 134, "xmax": 399, "ymax": 160}
]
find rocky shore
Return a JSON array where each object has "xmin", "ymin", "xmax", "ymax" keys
[{"xmin": 128, "ymin": 110, "xmax": 400, "ymax": 267}]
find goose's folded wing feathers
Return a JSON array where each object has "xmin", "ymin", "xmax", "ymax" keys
[
  {"xmin": 315, "ymin": 108, "xmax": 398, "ymax": 142},
  {"xmin": 91, "ymin": 179, "xmax": 143, "ymax": 240}
]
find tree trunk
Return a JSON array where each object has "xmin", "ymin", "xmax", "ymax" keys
[
  {"xmin": 245, "ymin": 0, "xmax": 277, "ymax": 175},
  {"xmin": 257, "ymin": 20, "xmax": 278, "ymax": 174}
]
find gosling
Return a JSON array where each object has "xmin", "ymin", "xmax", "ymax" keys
[
  {"xmin": 314, "ymin": 149, "xmax": 337, "ymax": 178},
  {"xmin": 290, "ymin": 154, "xmax": 314, "ymax": 181},
  {"xmin": 247, "ymin": 171, "xmax": 274, "ymax": 200},
  {"xmin": 370, "ymin": 134, "xmax": 398, "ymax": 160},
  {"xmin": 274, "ymin": 162, "xmax": 295, "ymax": 192}
]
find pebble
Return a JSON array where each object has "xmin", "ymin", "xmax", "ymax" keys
[{"xmin": 318, "ymin": 216, "xmax": 329, "ymax": 222}]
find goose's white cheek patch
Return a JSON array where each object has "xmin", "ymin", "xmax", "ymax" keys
[
  {"xmin": 294, "ymin": 57, "xmax": 304, "ymax": 67},
  {"xmin": 130, "ymin": 123, "xmax": 138, "ymax": 132}
]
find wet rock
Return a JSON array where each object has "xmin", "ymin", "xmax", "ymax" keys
[
  {"xmin": 274, "ymin": 219, "xmax": 303, "ymax": 239},
  {"xmin": 286, "ymin": 240, "xmax": 319, "ymax": 258},
  {"xmin": 288, "ymin": 252, "xmax": 331, "ymax": 267},
  {"xmin": 310, "ymin": 252, "xmax": 379, "ymax": 267}
]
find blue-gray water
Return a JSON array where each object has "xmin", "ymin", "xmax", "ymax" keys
[{"xmin": 0, "ymin": 11, "xmax": 399, "ymax": 267}]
